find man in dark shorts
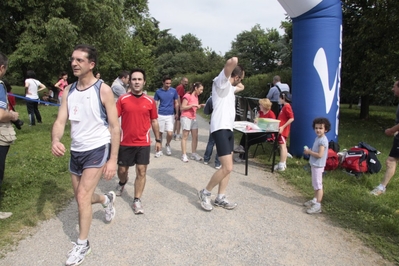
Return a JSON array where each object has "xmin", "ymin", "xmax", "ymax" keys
[
  {"xmin": 115, "ymin": 68, "xmax": 161, "ymax": 214},
  {"xmin": 371, "ymin": 79, "xmax": 399, "ymax": 196},
  {"xmin": 198, "ymin": 57, "xmax": 245, "ymax": 211},
  {"xmin": 51, "ymin": 44, "xmax": 120, "ymax": 266}
]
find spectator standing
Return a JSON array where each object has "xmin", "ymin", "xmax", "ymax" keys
[
  {"xmin": 111, "ymin": 70, "xmax": 130, "ymax": 102},
  {"xmin": 180, "ymin": 82, "xmax": 205, "ymax": 162},
  {"xmin": 25, "ymin": 70, "xmax": 46, "ymax": 125},
  {"xmin": 153, "ymin": 76, "xmax": 179, "ymax": 158},
  {"xmin": 203, "ymin": 95, "xmax": 221, "ymax": 169},
  {"xmin": 371, "ymin": 79, "xmax": 399, "ymax": 196},
  {"xmin": 174, "ymin": 77, "xmax": 188, "ymax": 140},
  {"xmin": 198, "ymin": 57, "xmax": 245, "ymax": 211},
  {"xmin": 51, "ymin": 44, "xmax": 120, "ymax": 266},
  {"xmin": 0, "ymin": 52, "xmax": 19, "ymax": 220},
  {"xmin": 303, "ymin": 117, "xmax": 330, "ymax": 214},
  {"xmin": 266, "ymin": 75, "xmax": 290, "ymax": 116},
  {"xmin": 115, "ymin": 68, "xmax": 161, "ymax": 214},
  {"xmin": 274, "ymin": 91, "xmax": 294, "ymax": 171},
  {"xmin": 54, "ymin": 71, "xmax": 68, "ymax": 104}
]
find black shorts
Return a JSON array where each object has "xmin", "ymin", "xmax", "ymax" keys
[
  {"xmin": 118, "ymin": 146, "xmax": 150, "ymax": 166},
  {"xmin": 212, "ymin": 129, "xmax": 234, "ymax": 157},
  {"xmin": 69, "ymin": 144, "xmax": 110, "ymax": 176},
  {"xmin": 389, "ymin": 136, "xmax": 399, "ymax": 158}
]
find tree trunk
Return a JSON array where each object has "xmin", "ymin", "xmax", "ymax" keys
[{"xmin": 359, "ymin": 95, "xmax": 369, "ymax": 119}]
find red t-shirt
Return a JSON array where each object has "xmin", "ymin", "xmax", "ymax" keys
[
  {"xmin": 176, "ymin": 84, "xmax": 185, "ymax": 99},
  {"xmin": 116, "ymin": 93, "xmax": 158, "ymax": 146},
  {"xmin": 278, "ymin": 103, "xmax": 294, "ymax": 138},
  {"xmin": 259, "ymin": 110, "xmax": 276, "ymax": 119}
]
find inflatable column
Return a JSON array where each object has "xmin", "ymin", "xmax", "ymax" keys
[{"xmin": 277, "ymin": 0, "xmax": 342, "ymax": 156}]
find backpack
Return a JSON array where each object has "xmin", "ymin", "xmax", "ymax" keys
[
  {"xmin": 325, "ymin": 148, "xmax": 339, "ymax": 171},
  {"xmin": 358, "ymin": 142, "xmax": 382, "ymax": 174},
  {"xmin": 341, "ymin": 147, "xmax": 369, "ymax": 175}
]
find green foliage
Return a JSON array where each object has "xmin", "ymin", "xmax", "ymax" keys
[{"xmin": 342, "ymin": 0, "xmax": 399, "ymax": 110}]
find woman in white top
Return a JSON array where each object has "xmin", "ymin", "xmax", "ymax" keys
[{"xmin": 25, "ymin": 70, "xmax": 46, "ymax": 125}]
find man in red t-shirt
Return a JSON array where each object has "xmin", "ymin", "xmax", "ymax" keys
[
  {"xmin": 115, "ymin": 68, "xmax": 161, "ymax": 214},
  {"xmin": 173, "ymin": 77, "xmax": 188, "ymax": 140}
]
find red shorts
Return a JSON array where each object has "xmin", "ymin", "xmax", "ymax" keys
[{"xmin": 277, "ymin": 135, "xmax": 287, "ymax": 145}]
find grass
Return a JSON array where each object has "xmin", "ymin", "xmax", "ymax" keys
[
  {"xmin": 0, "ymin": 86, "xmax": 73, "ymax": 256},
  {"xmin": 1, "ymin": 86, "xmax": 399, "ymax": 263}
]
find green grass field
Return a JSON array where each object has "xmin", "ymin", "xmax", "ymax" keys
[{"xmin": 1, "ymin": 86, "xmax": 399, "ymax": 262}]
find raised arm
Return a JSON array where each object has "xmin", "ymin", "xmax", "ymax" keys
[{"xmin": 223, "ymin": 57, "xmax": 238, "ymax": 79}]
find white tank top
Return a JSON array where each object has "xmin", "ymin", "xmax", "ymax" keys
[{"xmin": 68, "ymin": 80, "xmax": 110, "ymax": 152}]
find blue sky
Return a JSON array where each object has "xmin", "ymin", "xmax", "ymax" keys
[{"xmin": 148, "ymin": 0, "xmax": 287, "ymax": 54}]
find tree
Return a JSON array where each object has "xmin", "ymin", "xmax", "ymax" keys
[
  {"xmin": 0, "ymin": 0, "xmax": 153, "ymax": 84},
  {"xmin": 225, "ymin": 24, "xmax": 282, "ymax": 76},
  {"xmin": 342, "ymin": 0, "xmax": 399, "ymax": 118}
]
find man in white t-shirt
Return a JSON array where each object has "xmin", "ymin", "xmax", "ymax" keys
[{"xmin": 198, "ymin": 57, "xmax": 245, "ymax": 211}]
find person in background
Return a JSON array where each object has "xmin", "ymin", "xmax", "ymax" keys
[
  {"xmin": 198, "ymin": 57, "xmax": 245, "ymax": 211},
  {"xmin": 51, "ymin": 44, "xmax": 120, "ymax": 266},
  {"xmin": 0, "ymin": 52, "xmax": 19, "ymax": 219},
  {"xmin": 174, "ymin": 77, "xmax": 188, "ymax": 141},
  {"xmin": 95, "ymin": 72, "xmax": 104, "ymax": 82},
  {"xmin": 180, "ymin": 82, "xmax": 205, "ymax": 163},
  {"xmin": 274, "ymin": 91, "xmax": 294, "ymax": 171},
  {"xmin": 115, "ymin": 68, "xmax": 161, "ymax": 214},
  {"xmin": 111, "ymin": 70, "xmax": 130, "ymax": 102},
  {"xmin": 54, "ymin": 71, "xmax": 68, "ymax": 104},
  {"xmin": 203, "ymin": 95, "xmax": 221, "ymax": 169},
  {"xmin": 153, "ymin": 76, "xmax": 179, "ymax": 158},
  {"xmin": 25, "ymin": 70, "xmax": 46, "ymax": 126},
  {"xmin": 371, "ymin": 79, "xmax": 399, "ymax": 196},
  {"xmin": 303, "ymin": 117, "xmax": 330, "ymax": 214},
  {"xmin": 234, "ymin": 98, "xmax": 276, "ymax": 162},
  {"xmin": 266, "ymin": 75, "xmax": 290, "ymax": 117}
]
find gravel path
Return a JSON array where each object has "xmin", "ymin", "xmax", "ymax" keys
[{"xmin": 0, "ymin": 115, "xmax": 391, "ymax": 266}]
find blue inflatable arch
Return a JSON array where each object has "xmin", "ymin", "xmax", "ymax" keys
[{"xmin": 277, "ymin": 0, "xmax": 342, "ymax": 156}]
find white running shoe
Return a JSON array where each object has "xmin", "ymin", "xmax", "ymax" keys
[
  {"xmin": 103, "ymin": 191, "xmax": 116, "ymax": 222},
  {"xmin": 155, "ymin": 150, "xmax": 163, "ymax": 158},
  {"xmin": 66, "ymin": 241, "xmax": 91, "ymax": 266},
  {"xmin": 166, "ymin": 144, "xmax": 172, "ymax": 156},
  {"xmin": 181, "ymin": 154, "xmax": 189, "ymax": 162},
  {"xmin": 198, "ymin": 189, "xmax": 213, "ymax": 211},
  {"xmin": 190, "ymin": 153, "xmax": 203, "ymax": 161}
]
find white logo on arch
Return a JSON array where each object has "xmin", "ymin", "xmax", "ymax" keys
[{"xmin": 313, "ymin": 48, "xmax": 339, "ymax": 114}]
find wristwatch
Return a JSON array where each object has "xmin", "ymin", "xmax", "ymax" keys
[{"xmin": 155, "ymin": 139, "xmax": 161, "ymax": 143}]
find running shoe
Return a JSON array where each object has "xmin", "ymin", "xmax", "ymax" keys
[
  {"xmin": 103, "ymin": 191, "xmax": 116, "ymax": 222},
  {"xmin": 181, "ymin": 154, "xmax": 189, "ymax": 163},
  {"xmin": 66, "ymin": 241, "xmax": 91, "ymax": 266},
  {"xmin": 155, "ymin": 150, "xmax": 163, "ymax": 158},
  {"xmin": 132, "ymin": 199, "xmax": 144, "ymax": 214},
  {"xmin": 166, "ymin": 144, "xmax": 172, "ymax": 156},
  {"xmin": 214, "ymin": 196, "xmax": 237, "ymax": 210},
  {"xmin": 198, "ymin": 189, "xmax": 213, "ymax": 211},
  {"xmin": 190, "ymin": 153, "xmax": 203, "ymax": 161}
]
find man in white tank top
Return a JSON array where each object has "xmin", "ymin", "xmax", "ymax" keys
[{"xmin": 51, "ymin": 44, "xmax": 120, "ymax": 266}]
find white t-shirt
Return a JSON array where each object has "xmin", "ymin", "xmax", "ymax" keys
[
  {"xmin": 210, "ymin": 70, "xmax": 236, "ymax": 133},
  {"xmin": 25, "ymin": 78, "xmax": 42, "ymax": 99}
]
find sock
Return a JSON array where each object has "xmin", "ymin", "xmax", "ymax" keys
[
  {"xmin": 134, "ymin": 197, "xmax": 140, "ymax": 202},
  {"xmin": 312, "ymin": 198, "xmax": 317, "ymax": 203},
  {"xmin": 203, "ymin": 188, "xmax": 211, "ymax": 195},
  {"xmin": 378, "ymin": 184, "xmax": 385, "ymax": 190},
  {"xmin": 314, "ymin": 202, "xmax": 321, "ymax": 208},
  {"xmin": 217, "ymin": 194, "xmax": 225, "ymax": 200},
  {"xmin": 119, "ymin": 181, "xmax": 127, "ymax": 186},
  {"xmin": 77, "ymin": 238, "xmax": 88, "ymax": 245}
]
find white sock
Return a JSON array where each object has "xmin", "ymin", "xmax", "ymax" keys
[
  {"xmin": 203, "ymin": 188, "xmax": 211, "ymax": 195},
  {"xmin": 312, "ymin": 198, "xmax": 317, "ymax": 203},
  {"xmin": 314, "ymin": 202, "xmax": 321, "ymax": 208},
  {"xmin": 217, "ymin": 194, "xmax": 225, "ymax": 200},
  {"xmin": 77, "ymin": 238, "xmax": 87, "ymax": 245},
  {"xmin": 378, "ymin": 184, "xmax": 385, "ymax": 190}
]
